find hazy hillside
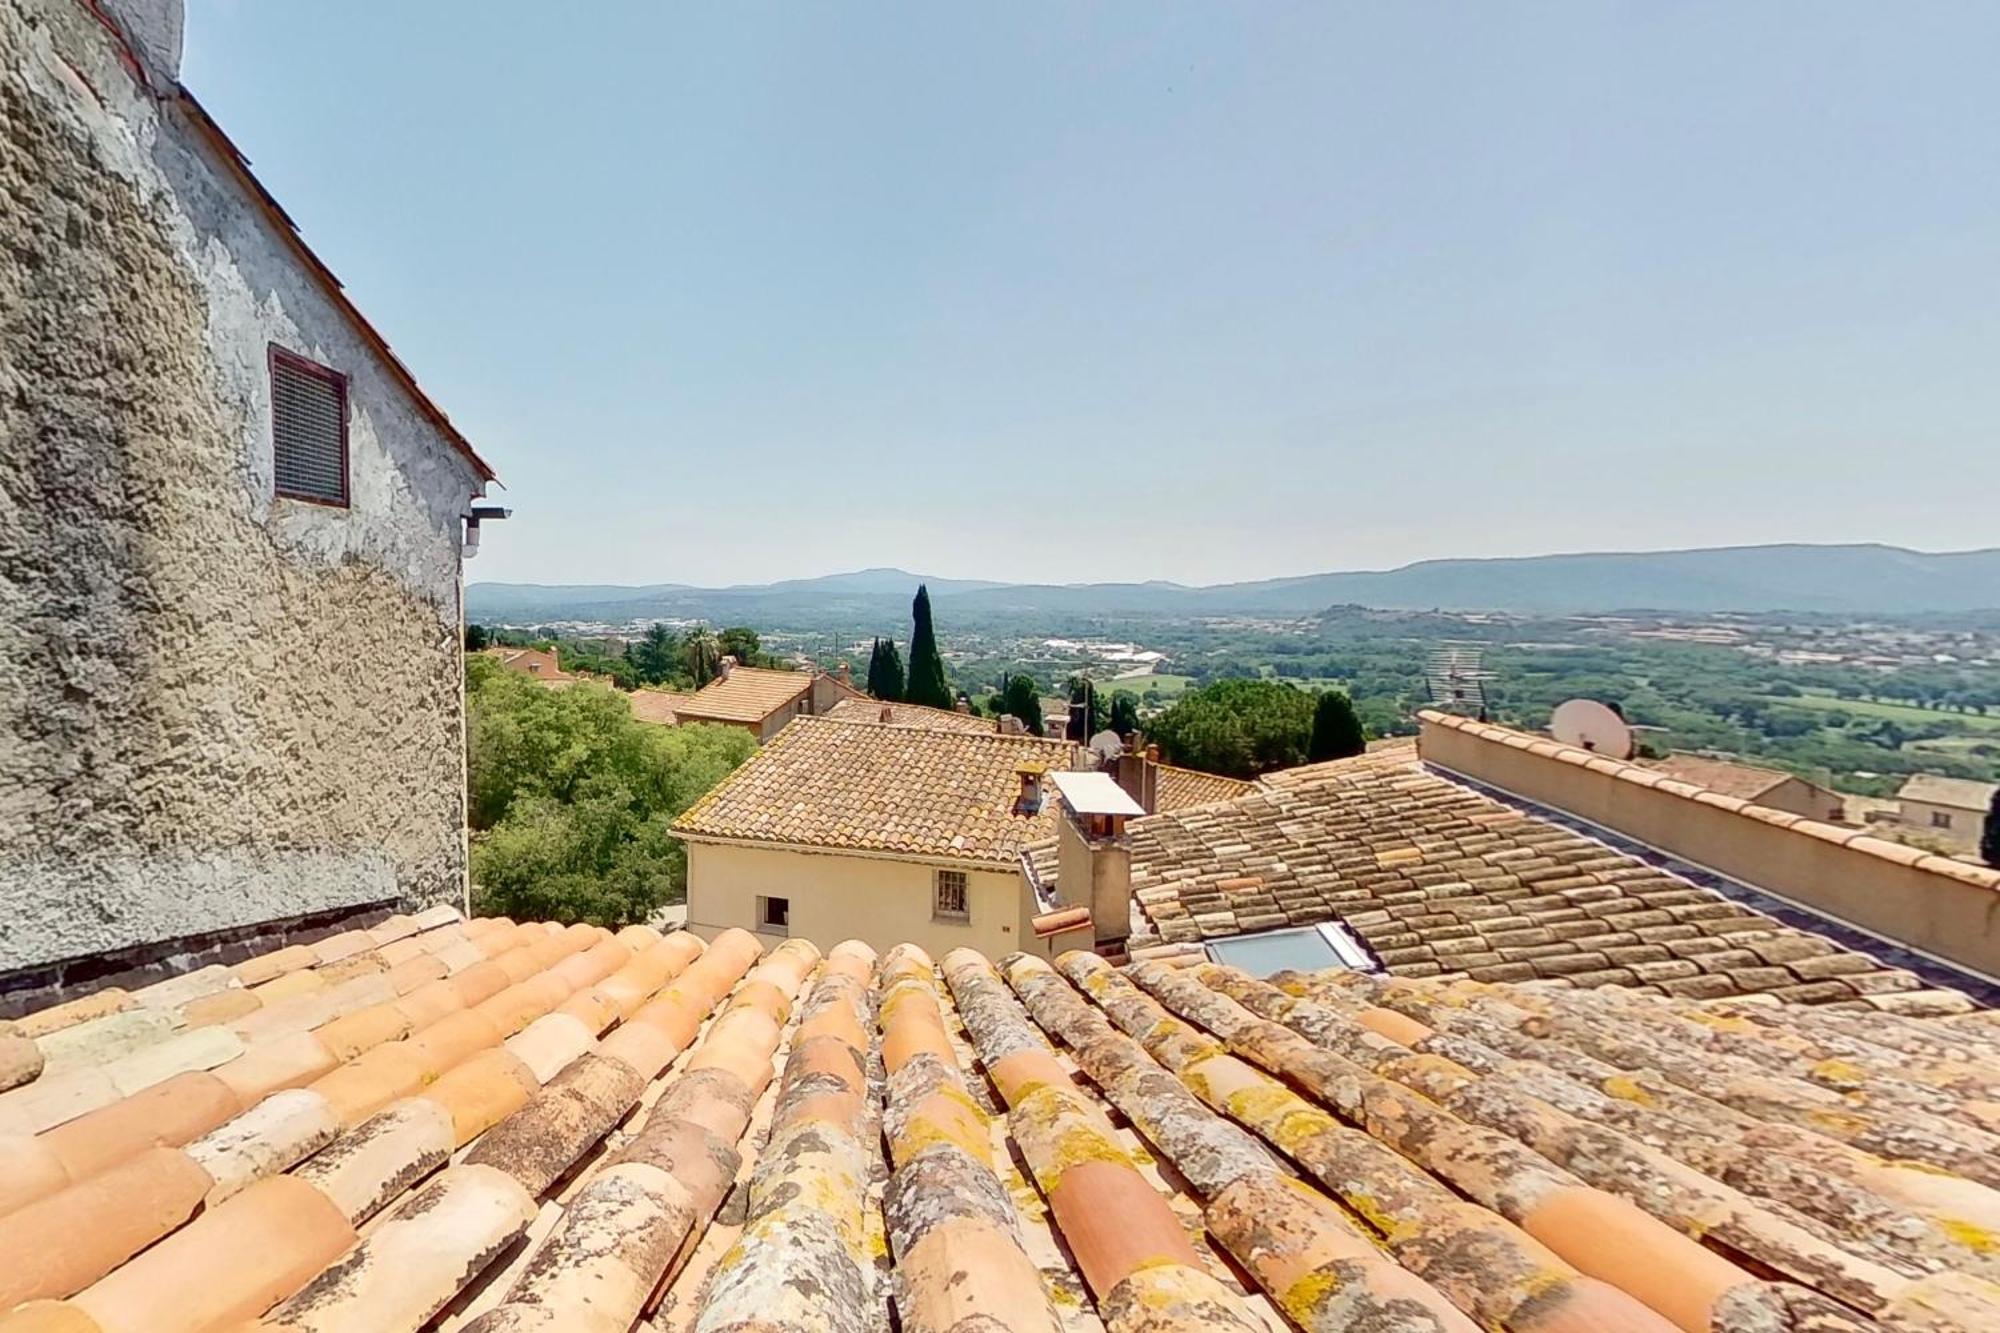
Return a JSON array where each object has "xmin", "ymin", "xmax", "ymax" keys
[{"xmin": 467, "ymin": 543, "xmax": 2000, "ymax": 624}]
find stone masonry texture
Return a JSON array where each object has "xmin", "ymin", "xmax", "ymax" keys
[{"xmin": 0, "ymin": 0, "xmax": 487, "ymax": 974}]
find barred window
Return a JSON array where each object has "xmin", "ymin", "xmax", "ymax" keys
[
  {"xmin": 271, "ymin": 347, "xmax": 348, "ymax": 505},
  {"xmin": 934, "ymin": 869, "xmax": 969, "ymax": 921}
]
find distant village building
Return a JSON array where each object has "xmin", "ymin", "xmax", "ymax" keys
[
  {"xmin": 1894, "ymin": 774, "xmax": 1998, "ymax": 855},
  {"xmin": 1647, "ymin": 755, "xmax": 1846, "ymax": 823},
  {"xmin": 482, "ymin": 646, "xmax": 570, "ymax": 683},
  {"xmin": 2, "ymin": 0, "xmax": 498, "ymax": 997},
  {"xmin": 674, "ymin": 717, "xmax": 1084, "ymax": 957},
  {"xmin": 666, "ymin": 659, "xmax": 865, "ymax": 742}
]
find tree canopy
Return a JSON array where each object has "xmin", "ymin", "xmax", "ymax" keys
[
  {"xmin": 866, "ymin": 637, "xmax": 905, "ymax": 701},
  {"xmin": 1147, "ymin": 678, "xmax": 1317, "ymax": 778},
  {"xmin": 991, "ymin": 673, "xmax": 1044, "ymax": 735},
  {"xmin": 1309, "ymin": 689, "xmax": 1367, "ymax": 762},
  {"xmin": 718, "ymin": 626, "xmax": 764, "ymax": 666},
  {"xmin": 466, "ymin": 657, "xmax": 755, "ymax": 925},
  {"xmin": 1108, "ymin": 691, "xmax": 1142, "ymax": 738},
  {"xmin": 683, "ymin": 627, "xmax": 722, "ymax": 687},
  {"xmin": 1984, "ymin": 788, "xmax": 2000, "ymax": 869},
  {"xmin": 1067, "ymin": 675, "xmax": 1106, "ymax": 740},
  {"xmin": 905, "ymin": 585, "xmax": 953, "ymax": 710}
]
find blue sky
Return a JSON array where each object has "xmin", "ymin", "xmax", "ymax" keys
[{"xmin": 183, "ymin": 3, "xmax": 1999, "ymax": 588}]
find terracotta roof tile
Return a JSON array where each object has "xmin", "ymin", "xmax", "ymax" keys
[
  {"xmin": 823, "ymin": 696, "xmax": 1001, "ymax": 733},
  {"xmin": 672, "ymin": 667, "xmax": 815, "ymax": 725},
  {"xmin": 1118, "ymin": 749, "xmax": 1920, "ymax": 1002},
  {"xmin": 1153, "ymin": 763, "xmax": 1256, "ymax": 812},
  {"xmin": 674, "ymin": 716, "xmax": 1074, "ymax": 865},
  {"xmin": 0, "ymin": 914, "xmax": 1996, "ymax": 1329},
  {"xmin": 1646, "ymin": 754, "xmax": 1796, "ymax": 800}
]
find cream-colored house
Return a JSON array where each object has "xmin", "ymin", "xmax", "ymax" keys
[
  {"xmin": 1895, "ymin": 774, "xmax": 1997, "ymax": 855},
  {"xmin": 674, "ymin": 716, "xmax": 1092, "ymax": 956},
  {"xmin": 670, "ymin": 660, "xmax": 865, "ymax": 743}
]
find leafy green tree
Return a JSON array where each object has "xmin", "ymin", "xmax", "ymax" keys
[
  {"xmin": 1983, "ymin": 789, "xmax": 2000, "ymax": 869},
  {"xmin": 1148, "ymin": 679, "xmax": 1316, "ymax": 778},
  {"xmin": 866, "ymin": 637, "xmax": 905, "ymax": 701},
  {"xmin": 464, "ymin": 623, "xmax": 490, "ymax": 652},
  {"xmin": 1308, "ymin": 689, "xmax": 1366, "ymax": 762},
  {"xmin": 1067, "ymin": 675, "xmax": 1106, "ymax": 738},
  {"xmin": 683, "ymin": 627, "xmax": 722, "ymax": 686},
  {"xmin": 465, "ymin": 657, "xmax": 755, "ymax": 924},
  {"xmin": 992, "ymin": 673, "xmax": 1043, "ymax": 735},
  {"xmin": 718, "ymin": 626, "xmax": 763, "ymax": 667},
  {"xmin": 905, "ymin": 585, "xmax": 952, "ymax": 709},
  {"xmin": 1108, "ymin": 692, "xmax": 1141, "ymax": 737},
  {"xmin": 630, "ymin": 623, "xmax": 679, "ymax": 685}
]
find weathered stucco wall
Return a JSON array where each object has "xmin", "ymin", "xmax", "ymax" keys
[{"xmin": 0, "ymin": 0, "xmax": 487, "ymax": 974}]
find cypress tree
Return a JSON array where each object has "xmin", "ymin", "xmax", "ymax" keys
[
  {"xmin": 905, "ymin": 585, "xmax": 952, "ymax": 710},
  {"xmin": 998, "ymin": 673, "xmax": 1044, "ymax": 736},
  {"xmin": 866, "ymin": 638, "xmax": 906, "ymax": 702},
  {"xmin": 1983, "ymin": 788, "xmax": 2000, "ymax": 869},
  {"xmin": 1309, "ymin": 690, "xmax": 1366, "ymax": 762}
]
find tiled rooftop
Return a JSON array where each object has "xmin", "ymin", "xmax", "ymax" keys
[
  {"xmin": 1, "ymin": 912, "xmax": 1996, "ymax": 1331},
  {"xmin": 627, "ymin": 688, "xmax": 697, "ymax": 727},
  {"xmin": 1897, "ymin": 772, "xmax": 1999, "ymax": 811},
  {"xmin": 673, "ymin": 666, "xmax": 815, "ymax": 725},
  {"xmin": 674, "ymin": 715, "xmax": 1074, "ymax": 865},
  {"xmin": 1153, "ymin": 762, "xmax": 1257, "ymax": 812},
  {"xmin": 1123, "ymin": 747, "xmax": 1966, "ymax": 1007},
  {"xmin": 1647, "ymin": 754, "xmax": 1797, "ymax": 801},
  {"xmin": 823, "ymin": 696, "xmax": 1001, "ymax": 734}
]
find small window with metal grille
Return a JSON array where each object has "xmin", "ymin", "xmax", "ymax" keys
[
  {"xmin": 270, "ymin": 346, "xmax": 349, "ymax": 506},
  {"xmin": 934, "ymin": 869, "xmax": 970, "ymax": 922}
]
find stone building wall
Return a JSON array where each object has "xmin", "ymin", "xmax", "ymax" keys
[{"xmin": 0, "ymin": 0, "xmax": 491, "ymax": 977}]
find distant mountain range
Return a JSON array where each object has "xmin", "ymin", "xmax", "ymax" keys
[{"xmin": 467, "ymin": 544, "xmax": 2000, "ymax": 625}]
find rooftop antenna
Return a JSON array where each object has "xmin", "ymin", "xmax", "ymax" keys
[
  {"xmin": 1549, "ymin": 698, "xmax": 1636, "ymax": 760},
  {"xmin": 1423, "ymin": 643, "xmax": 1493, "ymax": 720}
]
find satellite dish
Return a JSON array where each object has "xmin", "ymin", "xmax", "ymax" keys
[
  {"xmin": 1089, "ymin": 730, "xmax": 1125, "ymax": 761},
  {"xmin": 1549, "ymin": 699, "xmax": 1635, "ymax": 760}
]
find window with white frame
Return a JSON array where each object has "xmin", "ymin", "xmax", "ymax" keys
[{"xmin": 934, "ymin": 868, "xmax": 969, "ymax": 921}]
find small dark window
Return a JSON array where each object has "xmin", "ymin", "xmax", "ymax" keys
[
  {"xmin": 758, "ymin": 895, "xmax": 790, "ymax": 932},
  {"xmin": 934, "ymin": 869, "xmax": 969, "ymax": 921},
  {"xmin": 270, "ymin": 347, "xmax": 348, "ymax": 505},
  {"xmin": 1932, "ymin": 811, "xmax": 1953, "ymax": 829}
]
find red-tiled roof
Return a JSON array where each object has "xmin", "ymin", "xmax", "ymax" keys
[
  {"xmin": 673, "ymin": 716, "xmax": 1073, "ymax": 864},
  {"xmin": 1, "ymin": 914, "xmax": 1992, "ymax": 1330}
]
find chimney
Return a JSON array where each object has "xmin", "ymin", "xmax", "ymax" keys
[
  {"xmin": 879, "ymin": 705, "xmax": 895, "ymax": 723},
  {"xmin": 834, "ymin": 662, "xmax": 852, "ymax": 686},
  {"xmin": 1014, "ymin": 764, "xmax": 1046, "ymax": 816},
  {"xmin": 1044, "ymin": 715, "xmax": 1068, "ymax": 742},
  {"xmin": 101, "ymin": 0, "xmax": 184, "ymax": 89},
  {"xmin": 1054, "ymin": 788, "xmax": 1133, "ymax": 951},
  {"xmin": 997, "ymin": 715, "xmax": 1023, "ymax": 736},
  {"xmin": 1113, "ymin": 746, "xmax": 1160, "ymax": 815},
  {"xmin": 717, "ymin": 655, "xmax": 736, "ymax": 680}
]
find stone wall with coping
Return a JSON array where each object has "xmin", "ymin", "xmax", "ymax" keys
[
  {"xmin": 1, "ymin": 0, "xmax": 488, "ymax": 974},
  {"xmin": 1417, "ymin": 711, "xmax": 2000, "ymax": 983}
]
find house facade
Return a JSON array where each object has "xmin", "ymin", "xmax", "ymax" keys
[
  {"xmin": 672, "ymin": 660, "xmax": 865, "ymax": 742},
  {"xmin": 1895, "ymin": 774, "xmax": 1997, "ymax": 855},
  {"xmin": 1, "ymin": 0, "xmax": 497, "ymax": 991},
  {"xmin": 674, "ymin": 717, "xmax": 1080, "ymax": 956}
]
